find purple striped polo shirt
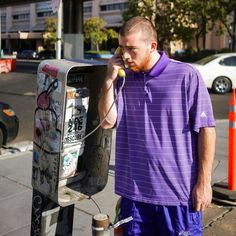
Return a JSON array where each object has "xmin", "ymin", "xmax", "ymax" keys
[{"xmin": 115, "ymin": 51, "xmax": 215, "ymax": 206}]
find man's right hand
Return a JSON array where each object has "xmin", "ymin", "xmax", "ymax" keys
[{"xmin": 106, "ymin": 54, "xmax": 125, "ymax": 82}]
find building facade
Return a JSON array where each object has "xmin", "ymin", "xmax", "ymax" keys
[
  {"xmin": 0, "ymin": 0, "xmax": 232, "ymax": 54},
  {"xmin": 1, "ymin": 1, "xmax": 55, "ymax": 53}
]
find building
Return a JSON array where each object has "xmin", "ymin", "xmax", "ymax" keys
[
  {"xmin": 0, "ymin": 0, "xmax": 232, "ymax": 55},
  {"xmin": 0, "ymin": 0, "xmax": 128, "ymax": 54},
  {"xmin": 0, "ymin": 1, "xmax": 56, "ymax": 53},
  {"xmin": 84, "ymin": 0, "xmax": 127, "ymax": 29}
]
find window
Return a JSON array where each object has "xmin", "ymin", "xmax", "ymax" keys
[
  {"xmin": 12, "ymin": 13, "xmax": 29, "ymax": 20},
  {"xmin": 84, "ymin": 6, "xmax": 92, "ymax": 13},
  {"xmin": 1, "ymin": 14, "xmax": 6, "ymax": 23},
  {"xmin": 219, "ymin": 56, "xmax": 236, "ymax": 66},
  {"xmin": 100, "ymin": 2, "xmax": 127, "ymax": 11},
  {"xmin": 37, "ymin": 11, "xmax": 54, "ymax": 17},
  {"xmin": 36, "ymin": 2, "xmax": 52, "ymax": 12},
  {"xmin": 36, "ymin": 1, "xmax": 53, "ymax": 17}
]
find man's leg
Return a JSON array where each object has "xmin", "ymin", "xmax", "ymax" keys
[
  {"xmin": 157, "ymin": 205, "xmax": 202, "ymax": 236},
  {"xmin": 120, "ymin": 197, "xmax": 158, "ymax": 236}
]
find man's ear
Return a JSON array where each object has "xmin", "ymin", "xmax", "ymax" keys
[{"xmin": 150, "ymin": 41, "xmax": 157, "ymax": 52}]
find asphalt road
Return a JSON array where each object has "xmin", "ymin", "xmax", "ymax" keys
[
  {"xmin": 0, "ymin": 60, "xmax": 232, "ymax": 144},
  {"xmin": 0, "ymin": 72, "xmax": 36, "ymax": 143}
]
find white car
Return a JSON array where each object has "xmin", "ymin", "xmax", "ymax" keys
[{"xmin": 192, "ymin": 53, "xmax": 236, "ymax": 94}]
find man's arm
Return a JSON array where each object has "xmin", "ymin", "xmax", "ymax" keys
[
  {"xmin": 98, "ymin": 77, "xmax": 117, "ymax": 129},
  {"xmin": 98, "ymin": 55, "xmax": 123, "ymax": 129},
  {"xmin": 192, "ymin": 127, "xmax": 216, "ymax": 211}
]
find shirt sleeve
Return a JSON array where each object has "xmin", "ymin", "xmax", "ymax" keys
[{"xmin": 188, "ymin": 66, "xmax": 216, "ymax": 133}]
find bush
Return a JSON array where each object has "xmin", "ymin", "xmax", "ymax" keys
[
  {"xmin": 217, "ymin": 48, "xmax": 231, "ymax": 53},
  {"xmin": 84, "ymin": 50, "xmax": 112, "ymax": 60},
  {"xmin": 172, "ymin": 48, "xmax": 225, "ymax": 62}
]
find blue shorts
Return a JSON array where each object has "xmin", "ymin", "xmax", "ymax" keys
[{"xmin": 120, "ymin": 198, "xmax": 202, "ymax": 236}]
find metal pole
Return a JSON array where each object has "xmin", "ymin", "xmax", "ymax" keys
[
  {"xmin": 31, "ymin": 189, "xmax": 74, "ymax": 236},
  {"xmin": 56, "ymin": 0, "xmax": 62, "ymax": 59},
  {"xmin": 0, "ymin": 8, "xmax": 2, "ymax": 57}
]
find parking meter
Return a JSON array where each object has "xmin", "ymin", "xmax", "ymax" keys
[{"xmin": 32, "ymin": 59, "xmax": 113, "ymax": 207}]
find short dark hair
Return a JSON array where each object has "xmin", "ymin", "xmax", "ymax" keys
[{"xmin": 119, "ymin": 16, "xmax": 157, "ymax": 42}]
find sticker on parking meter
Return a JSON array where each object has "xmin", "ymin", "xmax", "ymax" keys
[
  {"xmin": 63, "ymin": 87, "xmax": 89, "ymax": 150},
  {"xmin": 64, "ymin": 112, "xmax": 86, "ymax": 142},
  {"xmin": 61, "ymin": 148, "xmax": 79, "ymax": 178}
]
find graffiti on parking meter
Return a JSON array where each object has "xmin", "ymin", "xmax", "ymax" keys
[
  {"xmin": 32, "ymin": 65, "xmax": 91, "ymax": 195},
  {"xmin": 33, "ymin": 70, "xmax": 63, "ymax": 196},
  {"xmin": 35, "ymin": 77, "xmax": 62, "ymax": 153},
  {"xmin": 63, "ymin": 87, "xmax": 89, "ymax": 146},
  {"xmin": 61, "ymin": 86, "xmax": 89, "ymax": 178}
]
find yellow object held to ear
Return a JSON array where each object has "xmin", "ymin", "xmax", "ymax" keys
[
  {"xmin": 115, "ymin": 47, "xmax": 126, "ymax": 78},
  {"xmin": 118, "ymin": 69, "xmax": 126, "ymax": 78}
]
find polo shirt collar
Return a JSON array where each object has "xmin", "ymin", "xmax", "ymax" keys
[{"xmin": 147, "ymin": 51, "xmax": 170, "ymax": 77}]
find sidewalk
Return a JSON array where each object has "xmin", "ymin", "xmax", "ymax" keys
[{"xmin": 0, "ymin": 120, "xmax": 235, "ymax": 236}]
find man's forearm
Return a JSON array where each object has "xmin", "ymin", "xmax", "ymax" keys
[
  {"xmin": 98, "ymin": 78, "xmax": 117, "ymax": 129},
  {"xmin": 197, "ymin": 127, "xmax": 216, "ymax": 184},
  {"xmin": 192, "ymin": 127, "xmax": 216, "ymax": 211}
]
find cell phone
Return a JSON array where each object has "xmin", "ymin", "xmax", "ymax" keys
[{"xmin": 115, "ymin": 47, "xmax": 126, "ymax": 78}]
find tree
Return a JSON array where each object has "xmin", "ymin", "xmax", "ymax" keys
[
  {"xmin": 180, "ymin": 0, "xmax": 236, "ymax": 50},
  {"xmin": 44, "ymin": 17, "xmax": 57, "ymax": 49},
  {"xmin": 212, "ymin": 1, "xmax": 236, "ymax": 51},
  {"xmin": 123, "ymin": 0, "xmax": 236, "ymax": 52},
  {"xmin": 83, "ymin": 17, "xmax": 118, "ymax": 52},
  {"xmin": 123, "ymin": 0, "xmax": 195, "ymax": 52}
]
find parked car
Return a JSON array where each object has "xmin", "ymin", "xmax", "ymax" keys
[
  {"xmin": 0, "ymin": 102, "xmax": 19, "ymax": 153},
  {"xmin": 192, "ymin": 53, "xmax": 236, "ymax": 94},
  {"xmin": 17, "ymin": 49, "xmax": 38, "ymax": 59},
  {"xmin": 37, "ymin": 50, "xmax": 56, "ymax": 59}
]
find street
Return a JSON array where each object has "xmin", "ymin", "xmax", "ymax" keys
[{"xmin": 0, "ymin": 60, "xmax": 232, "ymax": 144}]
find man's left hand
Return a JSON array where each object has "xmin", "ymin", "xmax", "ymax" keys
[{"xmin": 192, "ymin": 182, "xmax": 212, "ymax": 211}]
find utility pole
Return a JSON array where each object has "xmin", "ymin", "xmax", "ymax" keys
[
  {"xmin": 52, "ymin": 0, "xmax": 62, "ymax": 59},
  {"xmin": 56, "ymin": 0, "xmax": 62, "ymax": 59},
  {"xmin": 0, "ymin": 8, "xmax": 2, "ymax": 57}
]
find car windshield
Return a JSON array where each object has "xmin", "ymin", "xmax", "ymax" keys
[{"xmin": 195, "ymin": 55, "xmax": 219, "ymax": 65}]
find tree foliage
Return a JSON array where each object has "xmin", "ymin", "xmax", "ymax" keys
[
  {"xmin": 123, "ymin": 0, "xmax": 236, "ymax": 51},
  {"xmin": 44, "ymin": 17, "xmax": 57, "ymax": 48},
  {"xmin": 123, "ymin": 0, "xmax": 195, "ymax": 52},
  {"xmin": 83, "ymin": 17, "xmax": 118, "ymax": 51}
]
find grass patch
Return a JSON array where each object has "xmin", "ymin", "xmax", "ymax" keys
[{"xmin": 85, "ymin": 50, "xmax": 111, "ymax": 55}]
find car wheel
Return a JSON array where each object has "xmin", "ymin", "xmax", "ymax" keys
[{"xmin": 212, "ymin": 76, "xmax": 231, "ymax": 94}]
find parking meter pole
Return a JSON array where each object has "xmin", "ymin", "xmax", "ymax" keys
[
  {"xmin": 92, "ymin": 214, "xmax": 111, "ymax": 236},
  {"xmin": 31, "ymin": 189, "xmax": 74, "ymax": 236}
]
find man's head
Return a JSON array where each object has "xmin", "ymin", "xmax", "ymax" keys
[
  {"xmin": 119, "ymin": 16, "xmax": 157, "ymax": 42},
  {"xmin": 118, "ymin": 16, "xmax": 159, "ymax": 73}
]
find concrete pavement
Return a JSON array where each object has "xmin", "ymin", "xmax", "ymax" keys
[{"xmin": 0, "ymin": 120, "xmax": 236, "ymax": 236}]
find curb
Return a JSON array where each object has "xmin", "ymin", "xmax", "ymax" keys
[{"xmin": 0, "ymin": 141, "xmax": 33, "ymax": 156}]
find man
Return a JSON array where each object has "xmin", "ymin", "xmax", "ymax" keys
[{"xmin": 98, "ymin": 16, "xmax": 216, "ymax": 236}]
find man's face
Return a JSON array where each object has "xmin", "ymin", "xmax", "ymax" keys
[{"xmin": 119, "ymin": 31, "xmax": 152, "ymax": 73}]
